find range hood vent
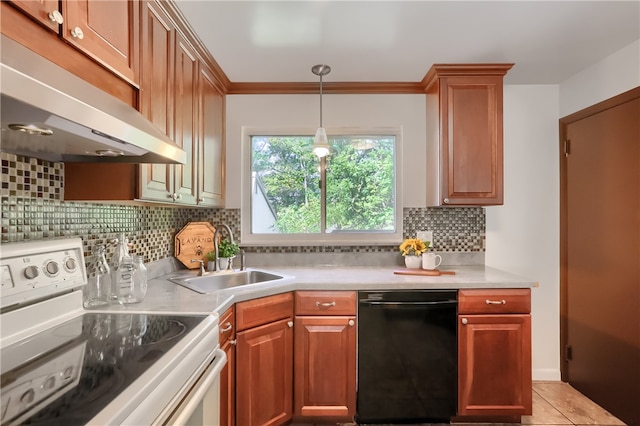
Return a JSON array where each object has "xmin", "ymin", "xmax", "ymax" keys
[{"xmin": 0, "ymin": 35, "xmax": 186, "ymax": 164}]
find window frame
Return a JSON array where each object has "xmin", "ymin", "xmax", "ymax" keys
[{"xmin": 241, "ymin": 126, "xmax": 403, "ymax": 246}]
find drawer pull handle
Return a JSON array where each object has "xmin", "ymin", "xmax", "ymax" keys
[
  {"xmin": 486, "ymin": 299, "xmax": 506, "ymax": 305},
  {"xmin": 316, "ymin": 301, "xmax": 337, "ymax": 308},
  {"xmin": 220, "ymin": 322, "xmax": 233, "ymax": 333}
]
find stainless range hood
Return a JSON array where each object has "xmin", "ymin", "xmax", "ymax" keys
[{"xmin": 0, "ymin": 35, "xmax": 186, "ymax": 164}]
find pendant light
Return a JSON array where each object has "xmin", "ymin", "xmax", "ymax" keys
[{"xmin": 311, "ymin": 64, "xmax": 331, "ymax": 158}]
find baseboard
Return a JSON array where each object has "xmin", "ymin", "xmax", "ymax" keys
[{"xmin": 533, "ymin": 368, "xmax": 561, "ymax": 381}]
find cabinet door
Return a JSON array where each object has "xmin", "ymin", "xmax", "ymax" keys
[
  {"xmin": 440, "ymin": 76, "xmax": 503, "ymax": 205},
  {"xmin": 236, "ymin": 318, "xmax": 293, "ymax": 426},
  {"xmin": 293, "ymin": 316, "xmax": 356, "ymax": 421},
  {"xmin": 139, "ymin": 0, "xmax": 174, "ymax": 202},
  {"xmin": 219, "ymin": 307, "xmax": 235, "ymax": 426},
  {"xmin": 62, "ymin": 0, "xmax": 139, "ymax": 84},
  {"xmin": 197, "ymin": 64, "xmax": 225, "ymax": 207},
  {"xmin": 8, "ymin": 0, "xmax": 60, "ymax": 32},
  {"xmin": 172, "ymin": 30, "xmax": 198, "ymax": 205},
  {"xmin": 220, "ymin": 338, "xmax": 236, "ymax": 426},
  {"xmin": 458, "ymin": 314, "xmax": 532, "ymax": 416}
]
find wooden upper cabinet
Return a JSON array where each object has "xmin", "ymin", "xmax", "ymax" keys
[
  {"xmin": 8, "ymin": 0, "xmax": 61, "ymax": 32},
  {"xmin": 61, "ymin": 0, "xmax": 139, "ymax": 85},
  {"xmin": 424, "ymin": 64, "xmax": 512, "ymax": 206},
  {"xmin": 197, "ymin": 64, "xmax": 225, "ymax": 207},
  {"xmin": 1, "ymin": 1, "xmax": 135, "ymax": 104},
  {"xmin": 138, "ymin": 0, "xmax": 176, "ymax": 203},
  {"xmin": 172, "ymin": 30, "xmax": 199, "ymax": 204}
]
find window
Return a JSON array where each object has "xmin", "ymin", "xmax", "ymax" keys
[{"xmin": 241, "ymin": 127, "xmax": 403, "ymax": 245}]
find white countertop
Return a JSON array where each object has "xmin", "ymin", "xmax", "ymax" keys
[{"xmin": 96, "ymin": 265, "xmax": 537, "ymax": 316}]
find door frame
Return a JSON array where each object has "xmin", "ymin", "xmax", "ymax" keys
[{"xmin": 558, "ymin": 86, "xmax": 640, "ymax": 380}]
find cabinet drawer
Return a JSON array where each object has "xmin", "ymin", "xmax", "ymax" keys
[
  {"xmin": 295, "ymin": 291, "xmax": 357, "ymax": 315},
  {"xmin": 459, "ymin": 289, "xmax": 531, "ymax": 314},
  {"xmin": 219, "ymin": 306, "xmax": 235, "ymax": 346},
  {"xmin": 236, "ymin": 292, "xmax": 294, "ymax": 331}
]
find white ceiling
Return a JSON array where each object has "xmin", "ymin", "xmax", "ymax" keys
[{"xmin": 174, "ymin": 1, "xmax": 640, "ymax": 85}]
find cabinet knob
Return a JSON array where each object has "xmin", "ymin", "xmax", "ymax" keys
[
  {"xmin": 70, "ymin": 27, "xmax": 84, "ymax": 39},
  {"xmin": 48, "ymin": 10, "xmax": 63, "ymax": 24},
  {"xmin": 287, "ymin": 321, "xmax": 293, "ymax": 328},
  {"xmin": 461, "ymin": 317, "xmax": 468, "ymax": 325},
  {"xmin": 229, "ymin": 339, "xmax": 237, "ymax": 346},
  {"xmin": 198, "ymin": 196, "xmax": 205, "ymax": 203},
  {"xmin": 348, "ymin": 319, "xmax": 355, "ymax": 327},
  {"xmin": 176, "ymin": 194, "xmax": 182, "ymax": 200},
  {"xmin": 443, "ymin": 198, "xmax": 450, "ymax": 204}
]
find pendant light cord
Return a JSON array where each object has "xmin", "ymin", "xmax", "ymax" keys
[{"xmin": 319, "ymin": 72, "xmax": 323, "ymax": 127}]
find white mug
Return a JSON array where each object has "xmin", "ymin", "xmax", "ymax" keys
[{"xmin": 422, "ymin": 253, "xmax": 442, "ymax": 270}]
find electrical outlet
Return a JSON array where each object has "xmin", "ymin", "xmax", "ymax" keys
[{"xmin": 417, "ymin": 231, "xmax": 433, "ymax": 246}]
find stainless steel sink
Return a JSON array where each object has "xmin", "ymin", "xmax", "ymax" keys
[{"xmin": 169, "ymin": 269, "xmax": 287, "ymax": 294}]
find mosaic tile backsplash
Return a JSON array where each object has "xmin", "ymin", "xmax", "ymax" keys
[{"xmin": 1, "ymin": 153, "xmax": 485, "ymax": 264}]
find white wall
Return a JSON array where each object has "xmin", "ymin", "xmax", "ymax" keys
[
  {"xmin": 560, "ymin": 39, "xmax": 640, "ymax": 117},
  {"xmin": 225, "ymin": 94, "xmax": 427, "ymax": 208},
  {"xmin": 485, "ymin": 85, "xmax": 561, "ymax": 380},
  {"xmin": 226, "ymin": 41, "xmax": 639, "ymax": 380}
]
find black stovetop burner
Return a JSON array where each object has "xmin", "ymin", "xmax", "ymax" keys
[{"xmin": 1, "ymin": 312, "xmax": 206, "ymax": 425}]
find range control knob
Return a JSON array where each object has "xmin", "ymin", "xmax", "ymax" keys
[
  {"xmin": 44, "ymin": 261, "xmax": 60, "ymax": 277},
  {"xmin": 23, "ymin": 265, "xmax": 39, "ymax": 280},
  {"xmin": 64, "ymin": 257, "xmax": 77, "ymax": 272}
]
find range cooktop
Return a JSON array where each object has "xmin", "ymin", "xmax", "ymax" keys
[{"xmin": 1, "ymin": 311, "xmax": 207, "ymax": 425}]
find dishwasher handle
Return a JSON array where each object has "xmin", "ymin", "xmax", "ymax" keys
[{"xmin": 360, "ymin": 300, "xmax": 458, "ymax": 307}]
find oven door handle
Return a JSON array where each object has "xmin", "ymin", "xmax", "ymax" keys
[{"xmin": 168, "ymin": 348, "xmax": 227, "ymax": 424}]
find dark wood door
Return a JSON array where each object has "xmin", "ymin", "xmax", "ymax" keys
[
  {"xmin": 236, "ymin": 318, "xmax": 293, "ymax": 426},
  {"xmin": 560, "ymin": 88, "xmax": 640, "ymax": 426},
  {"xmin": 293, "ymin": 315, "xmax": 356, "ymax": 421}
]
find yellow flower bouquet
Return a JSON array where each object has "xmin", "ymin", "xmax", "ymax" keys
[{"xmin": 399, "ymin": 238, "xmax": 429, "ymax": 257}]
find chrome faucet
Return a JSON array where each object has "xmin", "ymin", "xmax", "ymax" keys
[
  {"xmin": 213, "ymin": 223, "xmax": 235, "ymax": 272},
  {"xmin": 190, "ymin": 259, "xmax": 206, "ymax": 276}
]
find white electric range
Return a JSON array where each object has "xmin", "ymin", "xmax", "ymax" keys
[{"xmin": 0, "ymin": 238, "xmax": 222, "ymax": 425}]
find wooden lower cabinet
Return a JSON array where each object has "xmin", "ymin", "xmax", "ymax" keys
[
  {"xmin": 219, "ymin": 307, "xmax": 235, "ymax": 426},
  {"xmin": 293, "ymin": 316, "xmax": 356, "ymax": 421},
  {"xmin": 293, "ymin": 291, "xmax": 357, "ymax": 422},
  {"xmin": 235, "ymin": 293, "xmax": 294, "ymax": 426},
  {"xmin": 457, "ymin": 289, "xmax": 532, "ymax": 418}
]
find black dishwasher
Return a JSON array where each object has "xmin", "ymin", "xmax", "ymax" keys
[{"xmin": 356, "ymin": 290, "xmax": 458, "ymax": 423}]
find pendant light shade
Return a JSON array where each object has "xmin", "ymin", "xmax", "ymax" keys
[
  {"xmin": 313, "ymin": 128, "xmax": 330, "ymax": 158},
  {"xmin": 311, "ymin": 64, "xmax": 331, "ymax": 158}
]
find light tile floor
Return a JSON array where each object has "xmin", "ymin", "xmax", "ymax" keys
[
  {"xmin": 334, "ymin": 381, "xmax": 627, "ymax": 426},
  {"xmin": 520, "ymin": 381, "xmax": 626, "ymax": 426}
]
